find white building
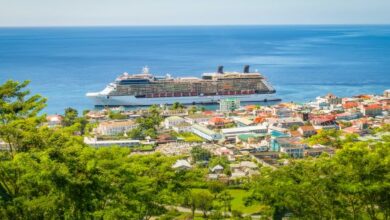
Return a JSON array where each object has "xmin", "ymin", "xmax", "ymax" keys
[
  {"xmin": 172, "ymin": 122, "xmax": 192, "ymax": 133},
  {"xmin": 172, "ymin": 159, "xmax": 192, "ymax": 170},
  {"xmin": 0, "ymin": 141, "xmax": 9, "ymax": 150},
  {"xmin": 191, "ymin": 124, "xmax": 222, "ymax": 141},
  {"xmin": 221, "ymin": 125, "xmax": 268, "ymax": 139},
  {"xmin": 220, "ymin": 98, "xmax": 240, "ymax": 112},
  {"xmin": 97, "ymin": 120, "xmax": 138, "ymax": 136},
  {"xmin": 84, "ymin": 137, "xmax": 142, "ymax": 148},
  {"xmin": 185, "ymin": 114, "xmax": 211, "ymax": 124},
  {"xmin": 46, "ymin": 114, "xmax": 64, "ymax": 128},
  {"xmin": 164, "ymin": 116, "xmax": 186, "ymax": 129}
]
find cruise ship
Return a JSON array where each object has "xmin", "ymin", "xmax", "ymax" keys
[{"xmin": 86, "ymin": 65, "xmax": 278, "ymax": 106}]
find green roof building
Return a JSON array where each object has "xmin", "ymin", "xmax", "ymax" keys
[{"xmin": 220, "ymin": 98, "xmax": 240, "ymax": 112}]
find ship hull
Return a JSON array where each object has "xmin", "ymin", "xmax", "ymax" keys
[{"xmin": 87, "ymin": 93, "xmax": 280, "ymax": 106}]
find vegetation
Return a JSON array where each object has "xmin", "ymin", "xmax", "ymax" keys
[
  {"xmin": 108, "ymin": 110, "xmax": 127, "ymax": 120},
  {"xmin": 174, "ymin": 132, "xmax": 204, "ymax": 142},
  {"xmin": 63, "ymin": 107, "xmax": 89, "ymax": 135},
  {"xmin": 128, "ymin": 105, "xmax": 163, "ymax": 139},
  {"xmin": 170, "ymin": 102, "xmax": 185, "ymax": 110},
  {"xmin": 0, "ymin": 80, "xmax": 389, "ymax": 219},
  {"xmin": 248, "ymin": 140, "xmax": 390, "ymax": 219},
  {"xmin": 190, "ymin": 146, "xmax": 212, "ymax": 163},
  {"xmin": 305, "ymin": 128, "xmax": 342, "ymax": 148}
]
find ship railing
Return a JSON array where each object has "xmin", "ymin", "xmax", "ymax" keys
[{"xmin": 262, "ymin": 80, "xmax": 275, "ymax": 92}]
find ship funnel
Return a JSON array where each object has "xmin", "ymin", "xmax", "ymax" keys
[
  {"xmin": 243, "ymin": 65, "xmax": 250, "ymax": 73},
  {"xmin": 217, "ymin": 66, "xmax": 224, "ymax": 74}
]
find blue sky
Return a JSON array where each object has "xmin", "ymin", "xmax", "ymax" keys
[{"xmin": 1, "ymin": 0, "xmax": 390, "ymax": 26}]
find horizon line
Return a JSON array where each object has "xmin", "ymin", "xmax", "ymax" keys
[{"xmin": 0, "ymin": 23, "xmax": 390, "ymax": 28}]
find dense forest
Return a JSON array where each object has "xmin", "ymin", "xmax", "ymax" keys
[{"xmin": 0, "ymin": 80, "xmax": 389, "ymax": 219}]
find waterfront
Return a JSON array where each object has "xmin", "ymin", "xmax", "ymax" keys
[{"xmin": 0, "ymin": 25, "xmax": 389, "ymax": 113}]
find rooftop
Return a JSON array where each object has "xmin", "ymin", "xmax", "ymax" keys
[
  {"xmin": 192, "ymin": 124, "xmax": 218, "ymax": 136},
  {"xmin": 221, "ymin": 125, "xmax": 267, "ymax": 134}
]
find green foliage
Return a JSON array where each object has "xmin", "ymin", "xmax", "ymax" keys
[
  {"xmin": 249, "ymin": 139, "xmax": 390, "ymax": 219},
  {"xmin": 190, "ymin": 146, "xmax": 212, "ymax": 163},
  {"xmin": 188, "ymin": 105, "xmax": 198, "ymax": 115},
  {"xmin": 305, "ymin": 128, "xmax": 342, "ymax": 148},
  {"xmin": 289, "ymin": 125, "xmax": 299, "ymax": 131},
  {"xmin": 171, "ymin": 102, "xmax": 185, "ymax": 110},
  {"xmin": 0, "ymin": 80, "xmax": 389, "ymax": 219},
  {"xmin": 188, "ymin": 190, "xmax": 214, "ymax": 217},
  {"xmin": 63, "ymin": 107, "xmax": 78, "ymax": 126},
  {"xmin": 0, "ymin": 80, "xmax": 46, "ymax": 123},
  {"xmin": 209, "ymin": 156, "xmax": 230, "ymax": 172},
  {"xmin": 108, "ymin": 110, "xmax": 127, "ymax": 120},
  {"xmin": 129, "ymin": 105, "xmax": 163, "ymax": 139},
  {"xmin": 208, "ymin": 181, "xmax": 226, "ymax": 195},
  {"xmin": 62, "ymin": 107, "xmax": 90, "ymax": 135},
  {"xmin": 0, "ymin": 80, "xmax": 47, "ymax": 154},
  {"xmin": 175, "ymin": 132, "xmax": 204, "ymax": 142}
]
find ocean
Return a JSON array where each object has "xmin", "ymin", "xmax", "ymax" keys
[{"xmin": 0, "ymin": 25, "xmax": 389, "ymax": 114}]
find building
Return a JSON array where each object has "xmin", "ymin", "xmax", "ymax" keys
[
  {"xmin": 164, "ymin": 116, "xmax": 186, "ymax": 129},
  {"xmin": 210, "ymin": 164, "xmax": 224, "ymax": 174},
  {"xmin": 233, "ymin": 117, "xmax": 255, "ymax": 127},
  {"xmin": 172, "ymin": 159, "xmax": 192, "ymax": 170},
  {"xmin": 0, "ymin": 141, "xmax": 9, "ymax": 150},
  {"xmin": 275, "ymin": 117, "xmax": 304, "ymax": 129},
  {"xmin": 185, "ymin": 114, "xmax": 211, "ymax": 124},
  {"xmin": 191, "ymin": 124, "xmax": 222, "ymax": 141},
  {"xmin": 84, "ymin": 137, "xmax": 142, "ymax": 148},
  {"xmin": 208, "ymin": 117, "xmax": 232, "ymax": 128},
  {"xmin": 360, "ymin": 104, "xmax": 382, "ymax": 117},
  {"xmin": 221, "ymin": 125, "xmax": 268, "ymax": 140},
  {"xmin": 172, "ymin": 122, "xmax": 192, "ymax": 133},
  {"xmin": 86, "ymin": 111, "xmax": 106, "ymax": 121},
  {"xmin": 272, "ymin": 105, "xmax": 294, "ymax": 118},
  {"xmin": 298, "ymin": 125, "xmax": 317, "ymax": 137},
  {"xmin": 220, "ymin": 98, "xmax": 240, "ymax": 112},
  {"xmin": 310, "ymin": 115, "xmax": 338, "ymax": 130},
  {"xmin": 325, "ymin": 93, "xmax": 342, "ymax": 105},
  {"xmin": 304, "ymin": 144, "xmax": 335, "ymax": 157},
  {"xmin": 384, "ymin": 89, "xmax": 390, "ymax": 98},
  {"xmin": 271, "ymin": 137, "xmax": 305, "ymax": 158},
  {"xmin": 46, "ymin": 114, "xmax": 64, "ymax": 128},
  {"xmin": 335, "ymin": 112, "xmax": 362, "ymax": 121},
  {"xmin": 96, "ymin": 120, "xmax": 138, "ymax": 136}
]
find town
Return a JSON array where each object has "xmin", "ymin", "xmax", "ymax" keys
[
  {"xmin": 0, "ymin": 79, "xmax": 389, "ymax": 219},
  {"xmin": 42, "ymin": 90, "xmax": 390, "ymax": 176}
]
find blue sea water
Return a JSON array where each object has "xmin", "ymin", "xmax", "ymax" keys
[{"xmin": 0, "ymin": 25, "xmax": 389, "ymax": 114}]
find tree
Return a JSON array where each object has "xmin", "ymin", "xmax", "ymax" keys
[
  {"xmin": 108, "ymin": 110, "xmax": 127, "ymax": 120},
  {"xmin": 248, "ymin": 138, "xmax": 390, "ymax": 219},
  {"xmin": 208, "ymin": 181, "xmax": 225, "ymax": 197},
  {"xmin": 193, "ymin": 190, "xmax": 214, "ymax": 218},
  {"xmin": 0, "ymin": 80, "xmax": 46, "ymax": 124},
  {"xmin": 209, "ymin": 156, "xmax": 230, "ymax": 173},
  {"xmin": 171, "ymin": 102, "xmax": 184, "ymax": 110},
  {"xmin": 305, "ymin": 129, "xmax": 342, "ymax": 148},
  {"xmin": 190, "ymin": 146, "xmax": 211, "ymax": 163},
  {"xmin": 0, "ymin": 80, "xmax": 46, "ymax": 154},
  {"xmin": 218, "ymin": 191, "xmax": 233, "ymax": 216},
  {"xmin": 63, "ymin": 107, "xmax": 78, "ymax": 126},
  {"xmin": 188, "ymin": 105, "xmax": 198, "ymax": 114}
]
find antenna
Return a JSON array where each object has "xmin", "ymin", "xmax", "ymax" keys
[
  {"xmin": 243, "ymin": 65, "xmax": 250, "ymax": 73},
  {"xmin": 142, "ymin": 66, "xmax": 150, "ymax": 74},
  {"xmin": 217, "ymin": 66, "xmax": 224, "ymax": 74}
]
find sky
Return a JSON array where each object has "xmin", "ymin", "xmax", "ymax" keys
[{"xmin": 0, "ymin": 0, "xmax": 390, "ymax": 26}]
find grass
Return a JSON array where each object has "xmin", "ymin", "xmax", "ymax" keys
[
  {"xmin": 176, "ymin": 132, "xmax": 204, "ymax": 142},
  {"xmin": 228, "ymin": 189, "xmax": 261, "ymax": 214},
  {"xmin": 131, "ymin": 144, "xmax": 155, "ymax": 151},
  {"xmin": 191, "ymin": 188, "xmax": 262, "ymax": 215}
]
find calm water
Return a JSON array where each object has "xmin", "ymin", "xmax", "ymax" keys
[{"xmin": 0, "ymin": 25, "xmax": 389, "ymax": 114}]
